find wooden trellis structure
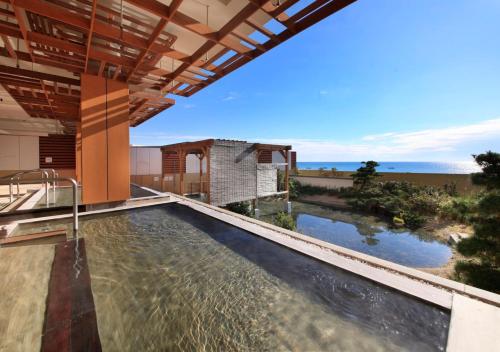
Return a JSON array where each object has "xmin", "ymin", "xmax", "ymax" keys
[
  {"xmin": 161, "ymin": 139, "xmax": 291, "ymax": 206},
  {"xmin": 0, "ymin": 0, "xmax": 357, "ymax": 130}
]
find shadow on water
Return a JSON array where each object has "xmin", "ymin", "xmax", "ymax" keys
[{"xmin": 163, "ymin": 203, "xmax": 450, "ymax": 352}]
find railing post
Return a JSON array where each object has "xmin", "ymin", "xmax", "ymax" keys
[
  {"xmin": 70, "ymin": 178, "xmax": 78, "ymax": 233},
  {"xmin": 43, "ymin": 171, "xmax": 49, "ymax": 207},
  {"xmin": 9, "ymin": 183, "xmax": 13, "ymax": 203}
]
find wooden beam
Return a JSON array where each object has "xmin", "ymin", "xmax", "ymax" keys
[
  {"xmin": 0, "ymin": 65, "xmax": 80, "ymax": 85},
  {"xmin": 13, "ymin": 0, "xmax": 161, "ymax": 54},
  {"xmin": 1, "ymin": 35, "xmax": 16, "ymax": 58},
  {"xmin": 10, "ymin": 0, "xmax": 58, "ymax": 118},
  {"xmin": 126, "ymin": 0, "xmax": 183, "ymax": 82},
  {"xmin": 84, "ymin": 0, "xmax": 97, "ymax": 73}
]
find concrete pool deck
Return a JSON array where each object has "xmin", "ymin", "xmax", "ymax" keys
[{"xmin": 1, "ymin": 193, "xmax": 499, "ymax": 351}]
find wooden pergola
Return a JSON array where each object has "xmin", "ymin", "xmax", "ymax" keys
[
  {"xmin": 161, "ymin": 139, "xmax": 214, "ymax": 201},
  {"xmin": 0, "ymin": 0, "xmax": 357, "ymax": 130},
  {"xmin": 161, "ymin": 139, "xmax": 291, "ymax": 205}
]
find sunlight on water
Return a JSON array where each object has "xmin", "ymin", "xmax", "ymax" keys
[{"xmin": 77, "ymin": 204, "xmax": 449, "ymax": 351}]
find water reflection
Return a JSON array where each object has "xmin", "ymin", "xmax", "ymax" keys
[{"xmin": 262, "ymin": 202, "xmax": 452, "ymax": 268}]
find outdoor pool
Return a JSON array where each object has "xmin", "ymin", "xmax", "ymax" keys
[
  {"xmin": 262, "ymin": 202, "xmax": 453, "ymax": 268},
  {"xmin": 32, "ymin": 184, "xmax": 156, "ymax": 209},
  {"xmin": 75, "ymin": 203, "xmax": 449, "ymax": 351}
]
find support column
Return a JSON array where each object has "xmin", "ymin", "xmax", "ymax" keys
[{"xmin": 80, "ymin": 74, "xmax": 130, "ymax": 204}]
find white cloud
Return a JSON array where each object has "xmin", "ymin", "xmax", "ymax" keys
[
  {"xmin": 184, "ymin": 104, "xmax": 196, "ymax": 109},
  {"xmin": 222, "ymin": 92, "xmax": 239, "ymax": 101},
  {"xmin": 130, "ymin": 118, "xmax": 500, "ymax": 161},
  {"xmin": 319, "ymin": 90, "xmax": 328, "ymax": 96},
  {"xmin": 254, "ymin": 118, "xmax": 500, "ymax": 161}
]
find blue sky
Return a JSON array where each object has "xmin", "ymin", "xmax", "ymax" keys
[{"xmin": 131, "ymin": 0, "xmax": 500, "ymax": 162}]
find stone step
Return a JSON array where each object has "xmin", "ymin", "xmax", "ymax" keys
[{"xmin": 0, "ymin": 229, "xmax": 67, "ymax": 248}]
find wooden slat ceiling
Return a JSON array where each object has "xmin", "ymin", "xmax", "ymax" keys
[{"xmin": 0, "ymin": 0, "xmax": 357, "ymax": 131}]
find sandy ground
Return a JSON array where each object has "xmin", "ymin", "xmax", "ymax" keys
[
  {"xmin": 418, "ymin": 220, "xmax": 473, "ymax": 279},
  {"xmin": 0, "ymin": 244, "xmax": 54, "ymax": 352}
]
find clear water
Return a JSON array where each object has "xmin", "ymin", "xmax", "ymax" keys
[
  {"xmin": 32, "ymin": 185, "xmax": 154, "ymax": 209},
  {"xmin": 76, "ymin": 204, "xmax": 449, "ymax": 351},
  {"xmin": 33, "ymin": 187, "xmax": 81, "ymax": 209},
  {"xmin": 297, "ymin": 161, "xmax": 480, "ymax": 174},
  {"xmin": 262, "ymin": 202, "xmax": 452, "ymax": 268}
]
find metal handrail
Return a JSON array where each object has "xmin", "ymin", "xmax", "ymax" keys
[
  {"xmin": 0, "ymin": 177, "xmax": 78, "ymax": 233},
  {"xmin": 7, "ymin": 169, "xmax": 49, "ymax": 203},
  {"xmin": 2, "ymin": 168, "xmax": 58, "ymax": 204}
]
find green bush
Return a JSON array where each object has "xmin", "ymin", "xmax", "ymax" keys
[
  {"xmin": 455, "ymin": 261, "xmax": 500, "ymax": 294},
  {"xmin": 401, "ymin": 211, "xmax": 426, "ymax": 229},
  {"xmin": 439, "ymin": 196, "xmax": 478, "ymax": 223},
  {"xmin": 274, "ymin": 212, "xmax": 296, "ymax": 231},
  {"xmin": 346, "ymin": 181, "xmax": 450, "ymax": 229},
  {"xmin": 225, "ymin": 201, "xmax": 253, "ymax": 217},
  {"xmin": 454, "ymin": 151, "xmax": 500, "ymax": 293}
]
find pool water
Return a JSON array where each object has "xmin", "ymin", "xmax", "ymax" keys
[
  {"xmin": 77, "ymin": 204, "xmax": 449, "ymax": 351},
  {"xmin": 32, "ymin": 184, "xmax": 155, "ymax": 209},
  {"xmin": 33, "ymin": 187, "xmax": 81, "ymax": 209},
  {"xmin": 262, "ymin": 202, "xmax": 452, "ymax": 268}
]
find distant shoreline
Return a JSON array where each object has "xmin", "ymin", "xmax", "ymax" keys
[{"xmin": 297, "ymin": 161, "xmax": 480, "ymax": 175}]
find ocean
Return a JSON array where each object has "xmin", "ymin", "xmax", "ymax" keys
[{"xmin": 296, "ymin": 161, "xmax": 480, "ymax": 174}]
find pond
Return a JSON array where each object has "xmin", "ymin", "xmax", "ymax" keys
[{"xmin": 261, "ymin": 201, "xmax": 452, "ymax": 268}]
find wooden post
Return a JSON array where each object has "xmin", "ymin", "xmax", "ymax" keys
[
  {"xmin": 198, "ymin": 153, "xmax": 203, "ymax": 193},
  {"xmin": 178, "ymin": 150, "xmax": 185, "ymax": 195},
  {"xmin": 284, "ymin": 150, "xmax": 289, "ymax": 201},
  {"xmin": 206, "ymin": 147, "xmax": 211, "ymax": 204},
  {"xmin": 160, "ymin": 149, "xmax": 164, "ymax": 192}
]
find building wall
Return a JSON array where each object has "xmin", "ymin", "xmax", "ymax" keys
[
  {"xmin": 292, "ymin": 175, "xmax": 354, "ymax": 189},
  {"xmin": 0, "ymin": 135, "xmax": 39, "ymax": 170},
  {"xmin": 130, "ymin": 147, "xmax": 162, "ymax": 175},
  {"xmin": 39, "ymin": 134, "xmax": 75, "ymax": 169}
]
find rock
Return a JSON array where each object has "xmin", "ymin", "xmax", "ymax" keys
[{"xmin": 448, "ymin": 232, "xmax": 469, "ymax": 245}]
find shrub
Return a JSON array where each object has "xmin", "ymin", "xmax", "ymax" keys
[
  {"xmin": 401, "ymin": 211, "xmax": 426, "ymax": 230},
  {"xmin": 443, "ymin": 182, "xmax": 458, "ymax": 196},
  {"xmin": 288, "ymin": 178, "xmax": 299, "ymax": 199},
  {"xmin": 352, "ymin": 161, "xmax": 380, "ymax": 190},
  {"xmin": 346, "ymin": 180, "xmax": 450, "ymax": 229},
  {"xmin": 455, "ymin": 151, "xmax": 500, "ymax": 293},
  {"xmin": 225, "ymin": 201, "xmax": 253, "ymax": 217},
  {"xmin": 455, "ymin": 261, "xmax": 500, "ymax": 294},
  {"xmin": 439, "ymin": 196, "xmax": 478, "ymax": 223},
  {"xmin": 274, "ymin": 212, "xmax": 296, "ymax": 231}
]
